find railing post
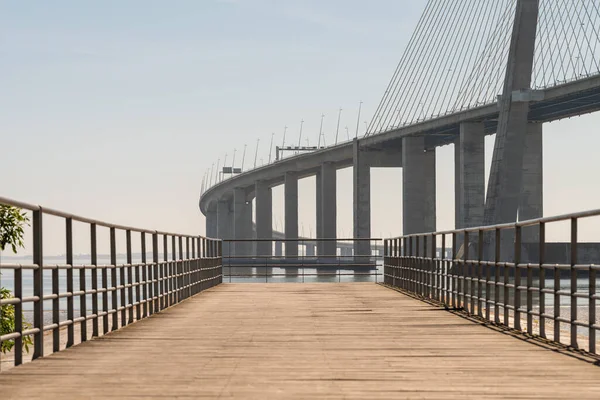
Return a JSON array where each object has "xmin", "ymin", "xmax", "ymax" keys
[
  {"xmin": 430, "ymin": 233, "xmax": 435, "ymax": 300},
  {"xmin": 66, "ymin": 217, "xmax": 75, "ymax": 347},
  {"xmin": 153, "ymin": 233, "xmax": 160, "ymax": 312},
  {"xmin": 441, "ymin": 234, "xmax": 447, "ymax": 304},
  {"xmin": 478, "ymin": 229, "xmax": 484, "ymax": 318},
  {"xmin": 52, "ymin": 221, "xmax": 60, "ymax": 351},
  {"xmin": 218, "ymin": 240, "xmax": 223, "ymax": 284},
  {"xmin": 514, "ymin": 225, "xmax": 522, "ymax": 331},
  {"xmin": 183, "ymin": 237, "xmax": 190, "ymax": 298},
  {"xmin": 127, "ymin": 230, "xmax": 134, "ymax": 324},
  {"xmin": 91, "ymin": 223, "xmax": 99, "ymax": 337},
  {"xmin": 495, "ymin": 228, "xmax": 501, "ymax": 324},
  {"xmin": 14, "ymin": 259, "xmax": 23, "ymax": 366},
  {"xmin": 402, "ymin": 237, "xmax": 407, "ymax": 290},
  {"xmin": 110, "ymin": 227, "xmax": 118, "ymax": 331},
  {"xmin": 464, "ymin": 230, "xmax": 469, "ymax": 312},
  {"xmin": 423, "ymin": 235, "xmax": 427, "ymax": 298},
  {"xmin": 140, "ymin": 232, "xmax": 147, "ymax": 318},
  {"xmin": 32, "ymin": 208, "xmax": 44, "ymax": 360},
  {"xmin": 527, "ymin": 227, "xmax": 533, "ymax": 335},
  {"xmin": 163, "ymin": 235, "xmax": 168, "ymax": 309},
  {"xmin": 383, "ymin": 239, "xmax": 388, "ymax": 285},
  {"xmin": 198, "ymin": 238, "xmax": 203, "ymax": 292},
  {"xmin": 172, "ymin": 236, "xmax": 177, "ymax": 305},
  {"xmin": 538, "ymin": 223, "xmax": 545, "ymax": 338},
  {"xmin": 79, "ymin": 220, "xmax": 90, "ymax": 339},
  {"xmin": 451, "ymin": 232, "xmax": 457, "ymax": 309},
  {"xmin": 570, "ymin": 217, "xmax": 578, "ymax": 348},
  {"xmin": 178, "ymin": 236, "xmax": 183, "ymax": 303}
]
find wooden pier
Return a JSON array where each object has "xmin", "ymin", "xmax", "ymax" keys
[{"xmin": 1, "ymin": 283, "xmax": 600, "ymax": 399}]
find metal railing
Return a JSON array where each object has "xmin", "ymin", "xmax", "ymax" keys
[
  {"xmin": 0, "ymin": 196, "xmax": 222, "ymax": 369},
  {"xmin": 222, "ymin": 238, "xmax": 383, "ymax": 283},
  {"xmin": 383, "ymin": 209, "xmax": 600, "ymax": 355}
]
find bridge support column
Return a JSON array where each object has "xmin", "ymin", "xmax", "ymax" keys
[
  {"xmin": 353, "ymin": 139, "xmax": 371, "ymax": 258},
  {"xmin": 255, "ymin": 180, "xmax": 272, "ymax": 256},
  {"xmin": 275, "ymin": 241, "xmax": 283, "ymax": 257},
  {"xmin": 455, "ymin": 122, "xmax": 485, "ymax": 229},
  {"xmin": 320, "ymin": 162, "xmax": 337, "ymax": 257},
  {"xmin": 520, "ymin": 122, "xmax": 543, "ymax": 244},
  {"xmin": 217, "ymin": 200, "xmax": 233, "ymax": 255},
  {"xmin": 403, "ymin": 136, "xmax": 436, "ymax": 235},
  {"xmin": 484, "ymin": 0, "xmax": 539, "ymax": 227},
  {"xmin": 284, "ymin": 172, "xmax": 299, "ymax": 258},
  {"xmin": 205, "ymin": 208, "xmax": 218, "ymax": 238},
  {"xmin": 233, "ymin": 188, "xmax": 253, "ymax": 257},
  {"xmin": 316, "ymin": 172, "xmax": 323, "ymax": 255}
]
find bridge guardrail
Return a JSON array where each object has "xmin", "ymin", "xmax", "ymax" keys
[
  {"xmin": 222, "ymin": 238, "xmax": 382, "ymax": 283},
  {"xmin": 384, "ymin": 209, "xmax": 600, "ymax": 356},
  {"xmin": 0, "ymin": 196, "xmax": 222, "ymax": 370}
]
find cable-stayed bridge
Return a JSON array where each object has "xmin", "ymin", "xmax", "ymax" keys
[
  {"xmin": 200, "ymin": 0, "xmax": 600, "ymax": 257},
  {"xmin": 3, "ymin": 1, "xmax": 600, "ymax": 398}
]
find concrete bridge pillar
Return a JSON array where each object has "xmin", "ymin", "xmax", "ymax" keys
[
  {"xmin": 233, "ymin": 188, "xmax": 253, "ymax": 257},
  {"xmin": 484, "ymin": 0, "xmax": 539, "ymax": 227},
  {"xmin": 205, "ymin": 208, "xmax": 218, "ymax": 238},
  {"xmin": 455, "ymin": 122, "xmax": 485, "ymax": 229},
  {"xmin": 275, "ymin": 241, "xmax": 283, "ymax": 257},
  {"xmin": 316, "ymin": 172, "xmax": 323, "ymax": 255},
  {"xmin": 284, "ymin": 172, "xmax": 299, "ymax": 257},
  {"xmin": 402, "ymin": 136, "xmax": 436, "ymax": 235},
  {"xmin": 306, "ymin": 243, "xmax": 315, "ymax": 257},
  {"xmin": 217, "ymin": 200, "xmax": 233, "ymax": 255},
  {"xmin": 255, "ymin": 180, "xmax": 272, "ymax": 256},
  {"xmin": 353, "ymin": 139, "xmax": 371, "ymax": 257},
  {"xmin": 520, "ymin": 122, "xmax": 543, "ymax": 243},
  {"xmin": 320, "ymin": 162, "xmax": 337, "ymax": 256}
]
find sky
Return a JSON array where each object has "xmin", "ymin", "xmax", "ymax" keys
[{"xmin": 2, "ymin": 0, "xmax": 600, "ymax": 256}]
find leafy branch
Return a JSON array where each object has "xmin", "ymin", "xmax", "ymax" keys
[{"xmin": 1, "ymin": 205, "xmax": 33, "ymax": 354}]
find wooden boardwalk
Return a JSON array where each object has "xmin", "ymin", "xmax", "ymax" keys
[{"xmin": 1, "ymin": 283, "xmax": 599, "ymax": 399}]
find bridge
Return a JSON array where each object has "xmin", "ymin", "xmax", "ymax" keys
[
  {"xmin": 3, "ymin": 0, "xmax": 600, "ymax": 398},
  {"xmin": 200, "ymin": 0, "xmax": 600, "ymax": 260}
]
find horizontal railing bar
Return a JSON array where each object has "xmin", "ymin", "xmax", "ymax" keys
[
  {"xmin": 0, "ymin": 196, "xmax": 216, "ymax": 240},
  {"xmin": 0, "ymin": 263, "xmax": 39, "ymax": 270},
  {"xmin": 226, "ymin": 273, "xmax": 382, "ymax": 277},
  {"xmin": 222, "ymin": 238, "xmax": 383, "ymax": 242},
  {"xmin": 387, "ymin": 208, "xmax": 600, "ymax": 239}
]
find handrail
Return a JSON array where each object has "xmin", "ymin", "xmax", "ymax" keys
[
  {"xmin": 0, "ymin": 196, "xmax": 210, "ymax": 239},
  {"xmin": 388, "ymin": 208, "xmax": 600, "ymax": 239},
  {"xmin": 0, "ymin": 196, "xmax": 223, "ymax": 371},
  {"xmin": 383, "ymin": 208, "xmax": 600, "ymax": 356}
]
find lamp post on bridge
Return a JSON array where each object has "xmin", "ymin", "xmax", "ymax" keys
[
  {"xmin": 241, "ymin": 144, "xmax": 247, "ymax": 172},
  {"xmin": 317, "ymin": 114, "xmax": 325, "ymax": 148},
  {"xmin": 355, "ymin": 101, "xmax": 362, "ymax": 139},
  {"xmin": 268, "ymin": 133, "xmax": 275, "ymax": 164},
  {"xmin": 335, "ymin": 108, "xmax": 342, "ymax": 145},
  {"xmin": 215, "ymin": 158, "xmax": 220, "ymax": 184},
  {"xmin": 254, "ymin": 139, "xmax": 260, "ymax": 169},
  {"xmin": 231, "ymin": 149, "xmax": 237, "ymax": 179},
  {"xmin": 297, "ymin": 120, "xmax": 304, "ymax": 154}
]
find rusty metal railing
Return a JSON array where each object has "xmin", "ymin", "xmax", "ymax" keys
[
  {"xmin": 384, "ymin": 209, "xmax": 600, "ymax": 355},
  {"xmin": 0, "ymin": 196, "xmax": 222, "ymax": 369}
]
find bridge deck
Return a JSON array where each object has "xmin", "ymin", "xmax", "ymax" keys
[{"xmin": 2, "ymin": 283, "xmax": 599, "ymax": 399}]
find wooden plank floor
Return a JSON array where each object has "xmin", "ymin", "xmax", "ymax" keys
[{"xmin": 1, "ymin": 283, "xmax": 600, "ymax": 399}]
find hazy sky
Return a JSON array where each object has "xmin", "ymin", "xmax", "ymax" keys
[{"xmin": 2, "ymin": 0, "xmax": 600, "ymax": 256}]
